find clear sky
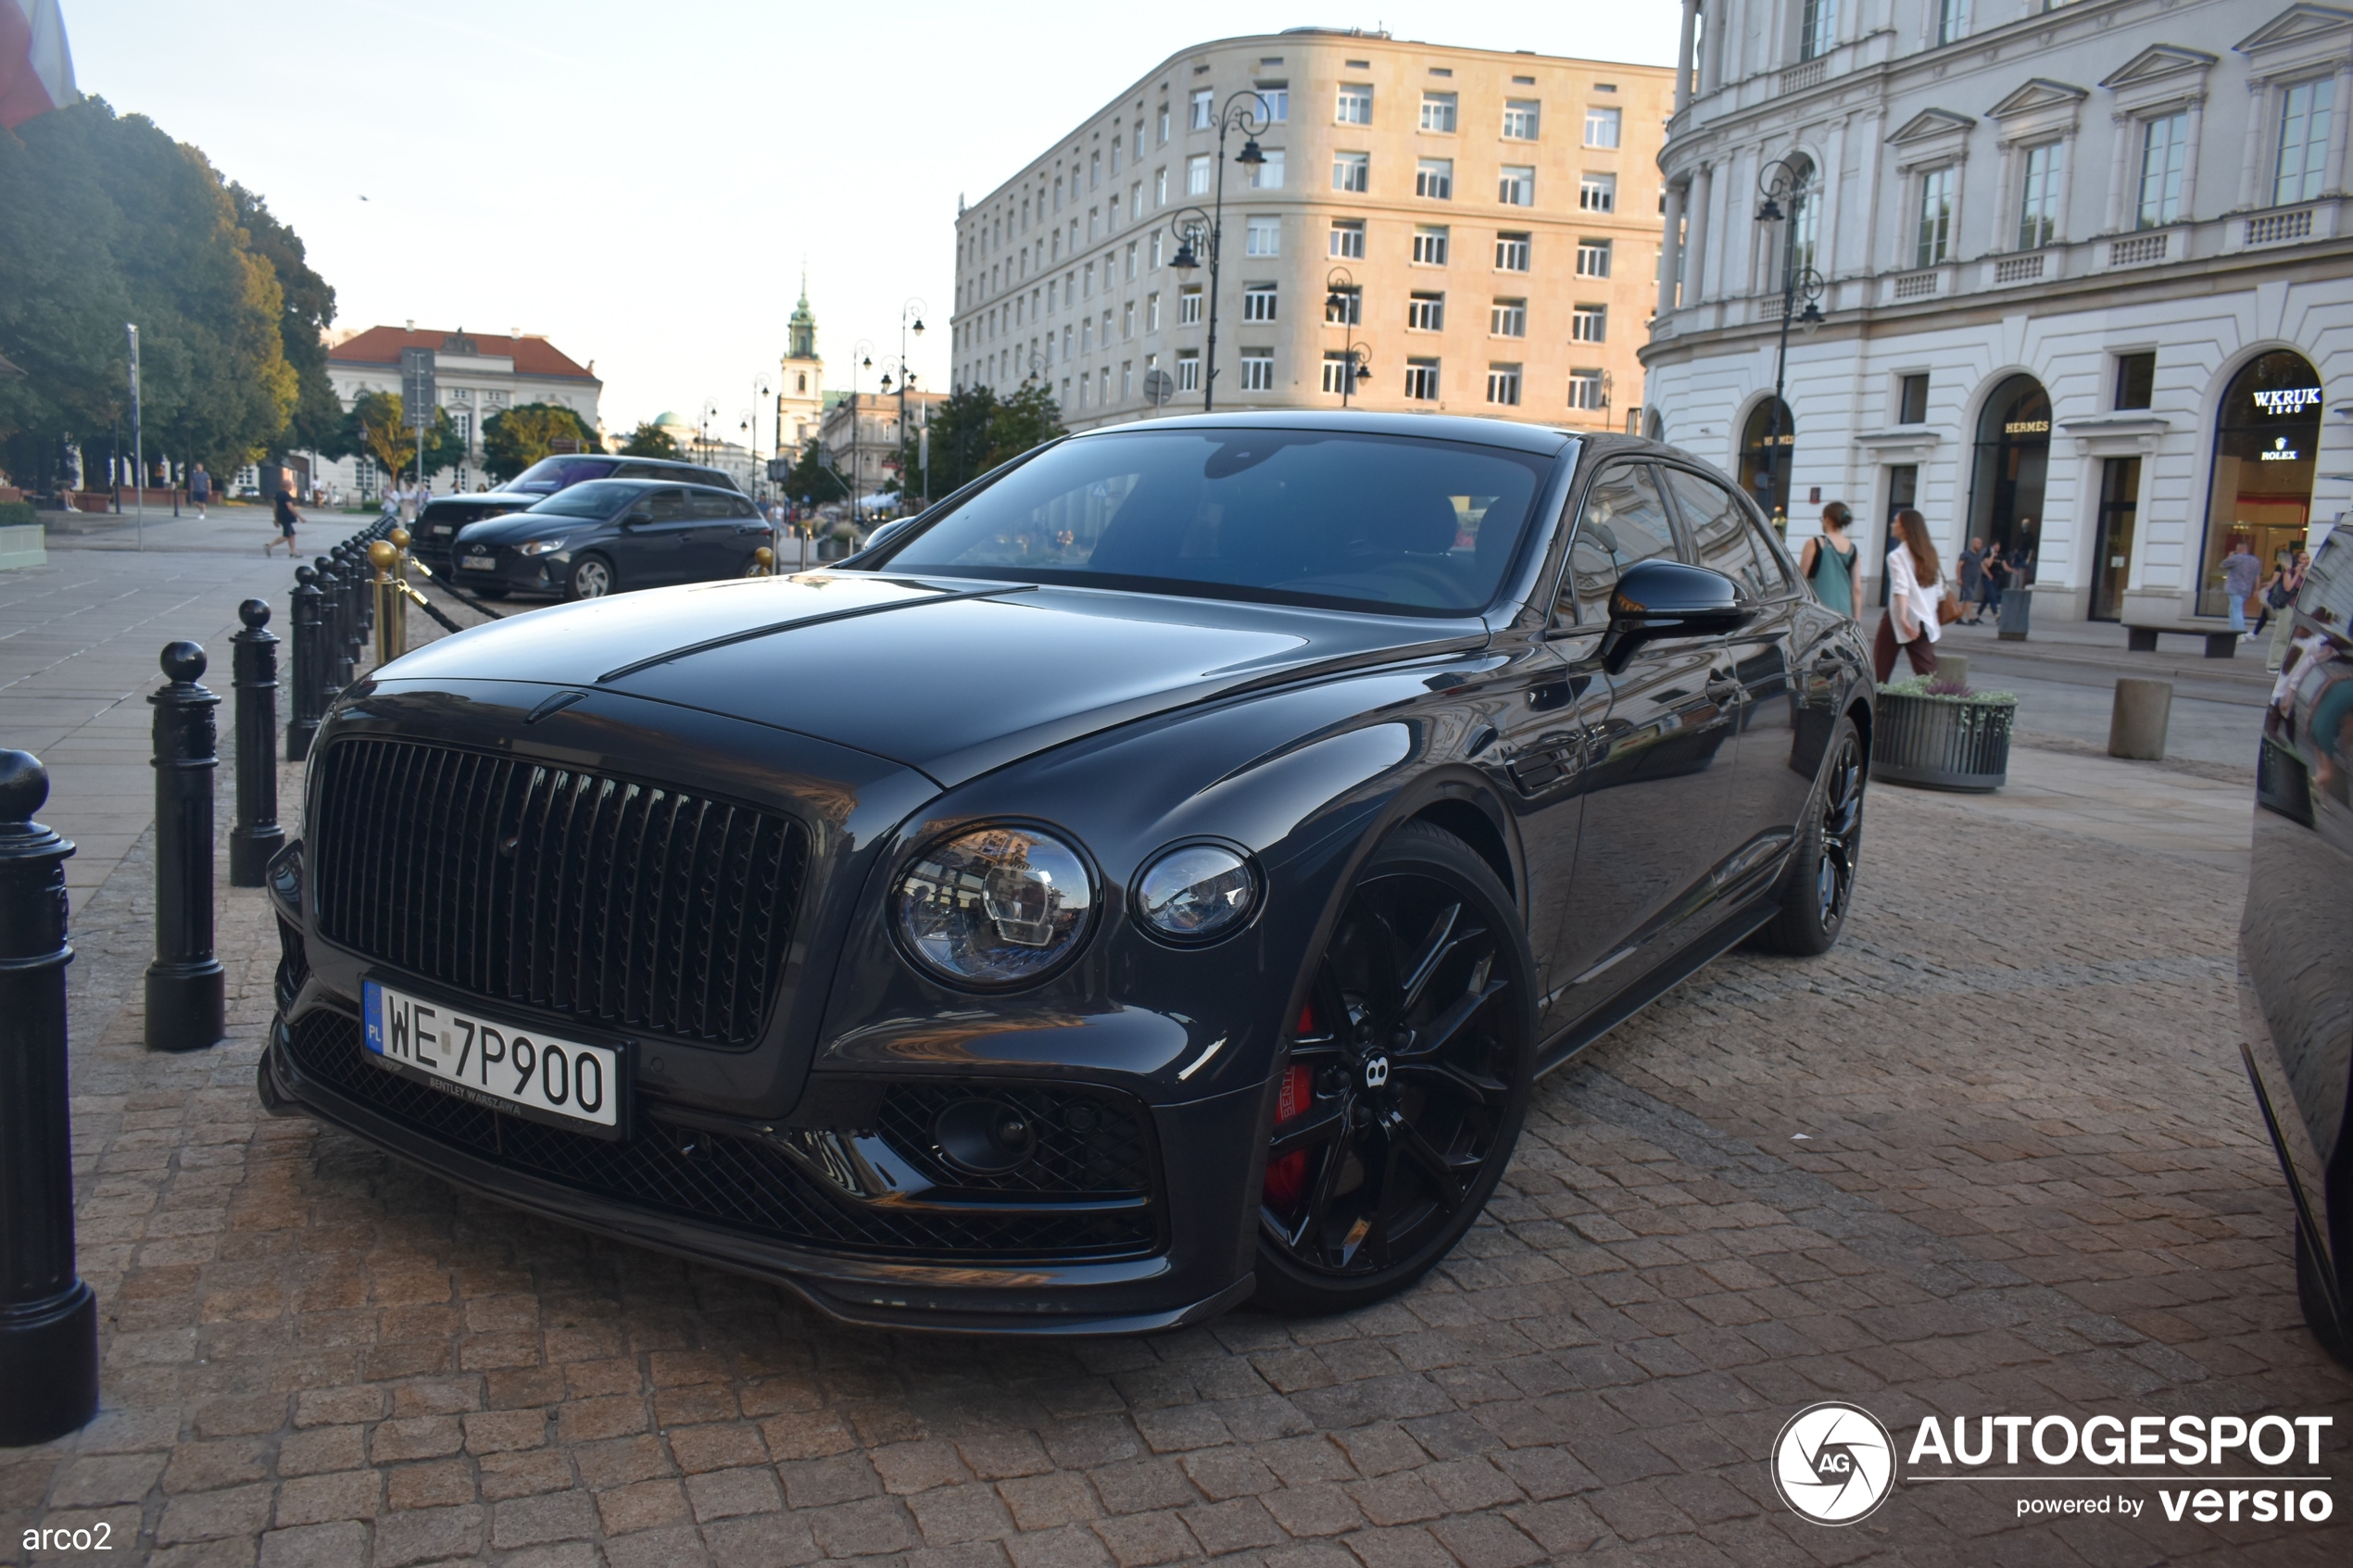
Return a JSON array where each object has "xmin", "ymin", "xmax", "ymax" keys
[{"xmin": 67, "ymin": 1, "xmax": 1679, "ymax": 440}]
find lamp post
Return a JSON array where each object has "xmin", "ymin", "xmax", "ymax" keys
[
  {"xmin": 1323, "ymin": 268, "xmax": 1373, "ymax": 408},
  {"xmin": 1166, "ymin": 91, "xmax": 1271, "ymax": 413},
  {"xmin": 848, "ymin": 341, "xmax": 876, "ymax": 527},
  {"xmin": 1753, "ymin": 157, "xmax": 1825, "ymax": 519},
  {"xmin": 748, "ymin": 377, "xmax": 770, "ymax": 500},
  {"xmin": 878, "ymin": 358, "xmax": 916, "ymax": 515},
  {"xmin": 898, "ymin": 299, "xmax": 925, "ymax": 507}
]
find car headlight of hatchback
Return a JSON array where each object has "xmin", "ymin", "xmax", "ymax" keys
[
  {"xmin": 894, "ymin": 825, "xmax": 1096, "ymax": 986},
  {"xmin": 1134, "ymin": 842, "xmax": 1259, "ymax": 943},
  {"xmin": 518, "ymin": 536, "xmax": 568, "ymax": 556}
]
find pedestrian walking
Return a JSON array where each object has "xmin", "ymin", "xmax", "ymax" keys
[
  {"xmin": 2266, "ymin": 549, "xmax": 2309, "ymax": 671},
  {"xmin": 2220, "ymin": 537, "xmax": 2263, "ymax": 638},
  {"xmin": 1797, "ymin": 502, "xmax": 1861, "ymax": 617},
  {"xmin": 1957, "ymin": 536, "xmax": 1986, "ymax": 622},
  {"xmin": 2252, "ymin": 548, "xmax": 2293, "ymax": 639},
  {"xmin": 1874, "ymin": 508, "xmax": 1947, "ymax": 683},
  {"xmin": 187, "ymin": 461, "xmax": 209, "ymax": 519},
  {"xmin": 265, "ymin": 487, "xmax": 301, "ymax": 557}
]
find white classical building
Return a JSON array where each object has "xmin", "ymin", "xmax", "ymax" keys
[
  {"xmin": 321, "ymin": 327, "xmax": 604, "ymax": 495},
  {"xmin": 1642, "ymin": 0, "xmax": 2348, "ymax": 630}
]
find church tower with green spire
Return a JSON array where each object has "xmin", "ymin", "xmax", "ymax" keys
[{"xmin": 777, "ymin": 276, "xmax": 824, "ymax": 458}]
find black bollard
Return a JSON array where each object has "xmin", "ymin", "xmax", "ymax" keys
[
  {"xmin": 230, "ymin": 600, "xmax": 283, "ymax": 885},
  {"xmin": 146, "ymin": 643, "xmax": 225, "ymax": 1053},
  {"xmin": 0, "ymin": 749, "xmax": 101, "ymax": 1446},
  {"xmin": 286, "ymin": 567, "xmax": 323, "ymax": 760}
]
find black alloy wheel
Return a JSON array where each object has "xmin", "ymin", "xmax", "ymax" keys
[
  {"xmin": 566, "ymin": 554, "xmax": 615, "ymax": 600},
  {"xmin": 1756, "ymin": 716, "xmax": 1864, "ymax": 956},
  {"xmin": 1254, "ymin": 821, "xmax": 1533, "ymax": 1314}
]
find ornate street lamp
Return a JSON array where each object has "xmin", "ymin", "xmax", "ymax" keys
[
  {"xmin": 1324, "ymin": 266, "xmax": 1372, "ymax": 408},
  {"xmin": 1162, "ymin": 90, "xmax": 1271, "ymax": 413},
  {"xmin": 1753, "ymin": 156, "xmax": 1827, "ymax": 519}
]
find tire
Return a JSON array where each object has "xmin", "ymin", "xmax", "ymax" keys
[
  {"xmin": 565, "ymin": 555, "xmax": 615, "ymax": 601},
  {"xmin": 2296, "ymin": 1223, "xmax": 2353, "ymax": 1368},
  {"xmin": 1252, "ymin": 820, "xmax": 1536, "ymax": 1315},
  {"xmin": 1753, "ymin": 715, "xmax": 1864, "ymax": 956}
]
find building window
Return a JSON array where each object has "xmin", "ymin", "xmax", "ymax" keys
[
  {"xmin": 1898, "ymin": 373, "xmax": 1930, "ymax": 423},
  {"xmin": 1800, "ymin": 0, "xmax": 1838, "ymax": 61},
  {"xmin": 1322, "ymin": 352, "xmax": 1357, "ymax": 394},
  {"xmin": 1250, "ymin": 149, "xmax": 1285, "ymax": 188},
  {"xmin": 1503, "ymin": 99, "xmax": 1541, "ymax": 140},
  {"xmin": 1083, "ymin": 262, "xmax": 1093, "ymax": 299},
  {"xmin": 2137, "ymin": 112, "xmax": 2187, "ymax": 228},
  {"xmin": 1243, "ymin": 284, "xmax": 1277, "ymax": 321},
  {"xmin": 1568, "ymin": 369, "xmax": 1608, "ymax": 409},
  {"xmin": 2275, "ymin": 77, "xmax": 2335, "ymax": 207},
  {"xmin": 1334, "ymin": 151, "xmax": 1369, "ymax": 192},
  {"xmin": 1579, "ymin": 172, "xmax": 1617, "ymax": 212},
  {"xmin": 1155, "ymin": 168, "xmax": 1167, "ymax": 206},
  {"xmin": 1416, "ymin": 159, "xmax": 1453, "ymax": 200},
  {"xmin": 1121, "ymin": 361, "xmax": 1133, "ymax": 400},
  {"xmin": 1188, "ymin": 155, "xmax": 1212, "ymax": 196},
  {"xmin": 1257, "ymin": 83, "xmax": 1289, "ymax": 122},
  {"xmin": 1245, "ymin": 217, "xmax": 1279, "ymax": 256},
  {"xmin": 1150, "ymin": 231, "xmax": 1164, "ymax": 268},
  {"xmin": 1936, "ymin": 0, "xmax": 1969, "ymax": 44},
  {"xmin": 1123, "ymin": 301, "xmax": 1135, "ymax": 338},
  {"xmin": 1915, "ymin": 166, "xmax": 1954, "ymax": 265},
  {"xmin": 1147, "ymin": 293, "xmax": 1161, "ymax": 332},
  {"xmin": 1420, "ymin": 92, "xmax": 1457, "ymax": 132},
  {"xmin": 2017, "ymin": 142, "xmax": 2062, "ymax": 249},
  {"xmin": 1190, "ymin": 89, "xmax": 1213, "ymax": 130},
  {"xmin": 1176, "ymin": 350, "xmax": 1200, "ymax": 391},
  {"xmin": 1570, "ymin": 304, "xmax": 1606, "ymax": 343},
  {"xmin": 1491, "ymin": 298, "xmax": 1528, "ymax": 336},
  {"xmin": 1499, "ymin": 166, "xmax": 1535, "ymax": 207},
  {"xmin": 1179, "ymin": 285, "xmax": 1202, "ymax": 325},
  {"xmin": 1404, "ymin": 358, "xmax": 1441, "ymax": 400},
  {"xmin": 1158, "ymin": 104, "xmax": 1170, "ymax": 143},
  {"xmin": 1132, "ymin": 182, "xmax": 1143, "ymax": 220},
  {"xmin": 1126, "ymin": 241, "xmax": 1139, "ymax": 279},
  {"xmin": 1408, "ymin": 292, "xmax": 1446, "ymax": 331},
  {"xmin": 1487, "ymin": 364, "xmax": 1522, "ymax": 406},
  {"xmin": 1090, "ymin": 152, "xmax": 1101, "ymax": 189},
  {"xmin": 1584, "ymin": 106, "xmax": 1621, "ymax": 148},
  {"xmin": 1239, "ymin": 349, "xmax": 1275, "ymax": 391},
  {"xmin": 1495, "ymin": 232, "xmax": 1531, "ymax": 270},
  {"xmin": 1330, "ymin": 219, "xmax": 1365, "ymax": 258},
  {"xmin": 1575, "ymin": 237, "xmax": 1612, "ymax": 277},
  {"xmin": 1413, "ymin": 225, "xmax": 1450, "ymax": 265},
  {"xmin": 1099, "ymin": 367, "xmax": 1110, "ymax": 405},
  {"xmin": 1337, "ymin": 83, "xmax": 1373, "ymax": 125},
  {"xmin": 1327, "ymin": 285, "xmax": 1362, "ymax": 325},
  {"xmin": 1080, "ymin": 319, "xmax": 1092, "ymax": 353},
  {"xmin": 2113, "ymin": 352, "xmax": 2155, "ymax": 410}
]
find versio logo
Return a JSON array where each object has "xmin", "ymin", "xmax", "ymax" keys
[{"xmin": 1773, "ymin": 1402, "xmax": 1897, "ymax": 1525}]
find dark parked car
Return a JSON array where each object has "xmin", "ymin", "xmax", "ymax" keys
[
  {"xmin": 448, "ymin": 479, "xmax": 774, "ymax": 599},
  {"xmin": 261, "ymin": 412, "xmax": 1874, "ymax": 1335},
  {"xmin": 506, "ymin": 452, "xmax": 743, "ymax": 498},
  {"xmin": 409, "ymin": 492, "xmax": 535, "ymax": 572},
  {"xmin": 2242, "ymin": 526, "xmax": 2353, "ymax": 1365}
]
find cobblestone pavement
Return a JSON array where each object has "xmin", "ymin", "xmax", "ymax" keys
[{"xmin": 4, "ymin": 740, "xmax": 2350, "ymax": 1568}]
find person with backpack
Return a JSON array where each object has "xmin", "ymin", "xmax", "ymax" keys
[{"xmin": 1796, "ymin": 501, "xmax": 1859, "ymax": 617}]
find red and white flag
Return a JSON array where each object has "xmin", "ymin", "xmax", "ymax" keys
[{"xmin": 0, "ymin": 0, "xmax": 79, "ymax": 131}]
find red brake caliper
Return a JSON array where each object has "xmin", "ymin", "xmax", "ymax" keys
[{"xmin": 1264, "ymin": 1006, "xmax": 1315, "ymax": 1208}]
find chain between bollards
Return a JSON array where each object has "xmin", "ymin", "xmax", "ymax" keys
[
  {"xmin": 230, "ymin": 600, "xmax": 284, "ymax": 886},
  {"xmin": 146, "ymin": 642, "xmax": 225, "ymax": 1053},
  {"xmin": 0, "ymin": 748, "xmax": 101, "ymax": 1445}
]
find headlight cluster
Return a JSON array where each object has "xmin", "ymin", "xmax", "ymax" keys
[
  {"xmin": 1134, "ymin": 843, "xmax": 1258, "ymax": 942},
  {"xmin": 519, "ymin": 536, "xmax": 568, "ymax": 556},
  {"xmin": 895, "ymin": 826, "xmax": 1096, "ymax": 986}
]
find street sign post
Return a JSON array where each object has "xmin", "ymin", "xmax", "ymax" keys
[
  {"xmin": 400, "ymin": 348, "xmax": 436, "ymax": 492},
  {"xmin": 1142, "ymin": 368, "xmax": 1176, "ymax": 408}
]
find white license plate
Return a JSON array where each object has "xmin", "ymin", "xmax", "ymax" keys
[
  {"xmin": 431, "ymin": 525, "xmax": 454, "ymax": 536},
  {"xmin": 461, "ymin": 553, "xmax": 497, "ymax": 570},
  {"xmin": 363, "ymin": 979, "xmax": 623, "ymax": 1135}
]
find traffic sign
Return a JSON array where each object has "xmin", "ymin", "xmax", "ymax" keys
[
  {"xmin": 1142, "ymin": 369, "xmax": 1176, "ymax": 407},
  {"xmin": 400, "ymin": 348, "xmax": 436, "ymax": 429}
]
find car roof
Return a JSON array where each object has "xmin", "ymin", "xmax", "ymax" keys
[
  {"xmin": 542, "ymin": 478, "xmax": 748, "ymax": 495},
  {"xmin": 591, "ymin": 456, "xmax": 724, "ymax": 472},
  {"xmin": 1079, "ymin": 408, "xmax": 1579, "ymax": 457},
  {"xmin": 424, "ymin": 491, "xmax": 535, "ymax": 505}
]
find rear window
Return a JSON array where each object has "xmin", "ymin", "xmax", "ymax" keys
[
  {"xmin": 875, "ymin": 428, "xmax": 1551, "ymax": 617},
  {"xmin": 523, "ymin": 481, "xmax": 638, "ymax": 519},
  {"xmin": 690, "ymin": 491, "xmax": 755, "ymax": 519},
  {"xmin": 510, "ymin": 457, "xmax": 618, "ymax": 494}
]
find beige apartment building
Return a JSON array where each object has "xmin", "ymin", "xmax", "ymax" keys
[{"xmin": 950, "ymin": 29, "xmax": 1671, "ymax": 433}]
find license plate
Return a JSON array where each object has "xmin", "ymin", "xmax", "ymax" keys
[
  {"xmin": 462, "ymin": 552, "xmax": 497, "ymax": 570},
  {"xmin": 432, "ymin": 525, "xmax": 454, "ymax": 536},
  {"xmin": 363, "ymin": 978, "xmax": 623, "ymax": 1136}
]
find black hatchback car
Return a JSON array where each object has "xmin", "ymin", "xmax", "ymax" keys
[
  {"xmin": 262, "ymin": 413, "xmax": 1873, "ymax": 1335},
  {"xmin": 2242, "ymin": 526, "xmax": 2353, "ymax": 1366},
  {"xmin": 449, "ymin": 479, "xmax": 773, "ymax": 599}
]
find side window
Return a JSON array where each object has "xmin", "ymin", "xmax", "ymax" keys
[
  {"xmin": 1557, "ymin": 462, "xmax": 1677, "ymax": 624},
  {"xmin": 643, "ymin": 488, "xmax": 690, "ymax": 522},
  {"xmin": 694, "ymin": 469, "xmax": 737, "ymax": 492},
  {"xmin": 1661, "ymin": 468, "xmax": 1787, "ymax": 598},
  {"xmin": 2302, "ymin": 533, "xmax": 2351, "ymax": 630},
  {"xmin": 689, "ymin": 492, "xmax": 741, "ymax": 520}
]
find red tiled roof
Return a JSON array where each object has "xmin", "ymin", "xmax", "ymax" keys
[{"xmin": 329, "ymin": 327, "xmax": 598, "ymax": 382}]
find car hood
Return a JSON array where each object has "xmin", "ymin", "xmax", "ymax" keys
[
  {"xmin": 453, "ymin": 509, "xmax": 612, "ymax": 546},
  {"xmin": 371, "ymin": 571, "xmax": 1487, "ymax": 785}
]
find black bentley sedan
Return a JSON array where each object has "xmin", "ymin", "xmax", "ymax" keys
[
  {"xmin": 2242, "ymin": 525, "xmax": 2353, "ymax": 1366},
  {"xmin": 448, "ymin": 478, "xmax": 773, "ymax": 599},
  {"xmin": 262, "ymin": 413, "xmax": 1874, "ymax": 1334}
]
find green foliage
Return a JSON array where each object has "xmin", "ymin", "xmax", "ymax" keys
[
  {"xmin": 0, "ymin": 98, "xmax": 299, "ymax": 475},
  {"xmin": 923, "ymin": 382, "xmax": 1068, "ymax": 497},
  {"xmin": 324, "ymin": 391, "xmax": 462, "ymax": 485},
  {"xmin": 616, "ymin": 421, "xmax": 682, "ymax": 459},
  {"xmin": 782, "ymin": 436, "xmax": 846, "ymax": 505},
  {"xmin": 228, "ymin": 182, "xmax": 338, "ymax": 454},
  {"xmin": 482, "ymin": 402, "xmax": 599, "ymax": 483},
  {"xmin": 0, "ymin": 499, "xmax": 36, "ymax": 529}
]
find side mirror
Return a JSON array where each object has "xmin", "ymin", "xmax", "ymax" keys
[
  {"xmin": 623, "ymin": 508, "xmax": 653, "ymax": 527},
  {"xmin": 1604, "ymin": 558, "xmax": 1749, "ymax": 669}
]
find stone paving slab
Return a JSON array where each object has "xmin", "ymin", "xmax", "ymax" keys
[{"xmin": 1, "ymin": 732, "xmax": 2347, "ymax": 1566}]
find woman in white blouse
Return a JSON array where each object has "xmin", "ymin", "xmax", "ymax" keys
[{"xmin": 1875, "ymin": 508, "xmax": 1946, "ymax": 683}]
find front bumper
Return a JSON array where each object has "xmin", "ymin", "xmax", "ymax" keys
[{"xmin": 449, "ymin": 544, "xmax": 566, "ymax": 596}]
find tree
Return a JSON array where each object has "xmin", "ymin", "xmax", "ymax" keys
[
  {"xmin": 228, "ymin": 182, "xmax": 339, "ymax": 454},
  {"xmin": 782, "ymin": 436, "xmax": 847, "ymax": 506},
  {"xmin": 322, "ymin": 390, "xmax": 462, "ymax": 488},
  {"xmin": 616, "ymin": 421, "xmax": 681, "ymax": 459},
  {"xmin": 921, "ymin": 380, "xmax": 1068, "ymax": 498},
  {"xmin": 989, "ymin": 380, "xmax": 1067, "ymax": 467},
  {"xmin": 482, "ymin": 401, "xmax": 599, "ymax": 483}
]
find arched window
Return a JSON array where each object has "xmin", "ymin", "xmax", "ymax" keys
[
  {"xmin": 797, "ymin": 372, "xmax": 808, "ymax": 394},
  {"xmin": 1964, "ymin": 374, "xmax": 2050, "ymax": 571},
  {"xmin": 2199, "ymin": 351, "xmax": 2321, "ymax": 616},
  {"xmin": 1739, "ymin": 397, "xmax": 1795, "ymax": 521}
]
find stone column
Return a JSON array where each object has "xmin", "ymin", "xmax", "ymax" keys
[
  {"xmin": 2105, "ymin": 114, "xmax": 2132, "ymax": 233},
  {"xmin": 1676, "ymin": 0, "xmax": 1701, "ymax": 115},
  {"xmin": 1688, "ymin": 163, "xmax": 1715, "ymax": 307},
  {"xmin": 1659, "ymin": 180, "xmax": 1688, "ymax": 318}
]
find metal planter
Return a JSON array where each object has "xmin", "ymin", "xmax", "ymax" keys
[{"xmin": 1872, "ymin": 691, "xmax": 2014, "ymax": 792}]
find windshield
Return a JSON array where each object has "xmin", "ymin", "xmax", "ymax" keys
[
  {"xmin": 510, "ymin": 456, "xmax": 617, "ymax": 494},
  {"xmin": 523, "ymin": 481, "xmax": 637, "ymax": 520},
  {"xmin": 875, "ymin": 429, "xmax": 1552, "ymax": 616}
]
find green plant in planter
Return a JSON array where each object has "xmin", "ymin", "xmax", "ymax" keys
[{"xmin": 1880, "ymin": 674, "xmax": 2017, "ymax": 734}]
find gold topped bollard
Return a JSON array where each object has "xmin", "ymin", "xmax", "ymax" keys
[
  {"xmin": 753, "ymin": 546, "xmax": 774, "ymax": 577},
  {"xmin": 369, "ymin": 539, "xmax": 401, "ymax": 664}
]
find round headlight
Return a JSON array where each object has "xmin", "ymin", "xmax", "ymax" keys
[
  {"xmin": 1135, "ymin": 843, "xmax": 1259, "ymax": 943},
  {"xmin": 894, "ymin": 825, "xmax": 1096, "ymax": 986}
]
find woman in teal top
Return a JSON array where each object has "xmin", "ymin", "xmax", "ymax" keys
[{"xmin": 1798, "ymin": 501, "xmax": 1861, "ymax": 617}]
